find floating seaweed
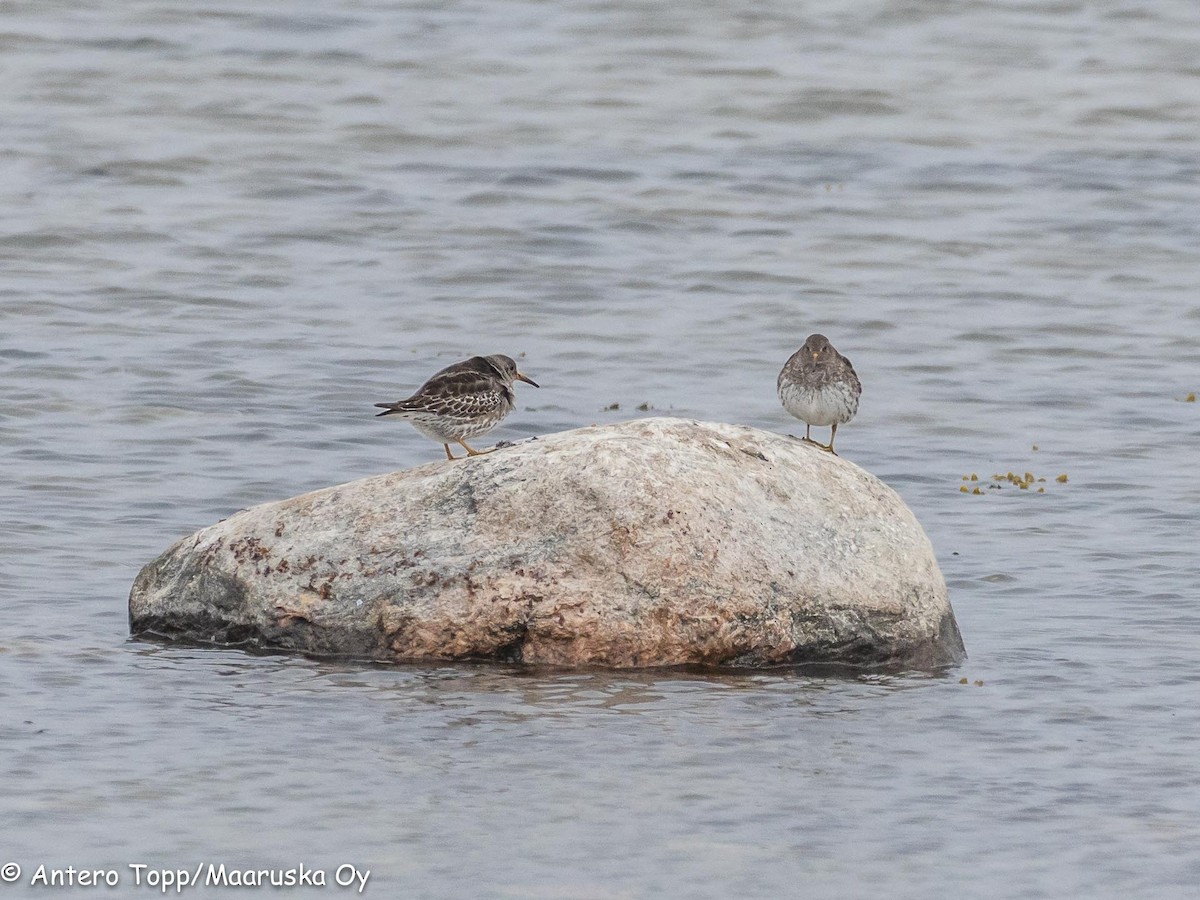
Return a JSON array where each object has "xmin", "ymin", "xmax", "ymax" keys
[{"xmin": 958, "ymin": 467, "xmax": 1070, "ymax": 495}]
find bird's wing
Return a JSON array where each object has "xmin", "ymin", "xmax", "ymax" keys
[
  {"xmin": 396, "ymin": 370, "xmax": 511, "ymax": 418},
  {"xmin": 837, "ymin": 353, "xmax": 862, "ymax": 392}
]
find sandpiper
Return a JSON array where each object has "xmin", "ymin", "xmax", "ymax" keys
[
  {"xmin": 375, "ymin": 354, "xmax": 539, "ymax": 460},
  {"xmin": 777, "ymin": 334, "xmax": 861, "ymax": 455}
]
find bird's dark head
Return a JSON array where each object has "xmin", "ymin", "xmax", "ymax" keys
[
  {"xmin": 483, "ymin": 354, "xmax": 539, "ymax": 388},
  {"xmin": 802, "ymin": 333, "xmax": 835, "ymax": 363}
]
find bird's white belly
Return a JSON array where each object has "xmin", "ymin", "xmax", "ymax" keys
[
  {"xmin": 407, "ymin": 413, "xmax": 499, "ymax": 443},
  {"xmin": 779, "ymin": 382, "xmax": 858, "ymax": 427}
]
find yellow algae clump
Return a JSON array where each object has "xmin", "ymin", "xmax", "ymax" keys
[
  {"xmin": 960, "ymin": 485, "xmax": 969, "ymax": 493},
  {"xmin": 976, "ymin": 465, "xmax": 1074, "ymax": 494},
  {"xmin": 979, "ymin": 466, "xmax": 1069, "ymax": 493},
  {"xmin": 1186, "ymin": 393, "xmax": 1196, "ymax": 402}
]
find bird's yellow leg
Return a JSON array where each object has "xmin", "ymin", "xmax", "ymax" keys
[
  {"xmin": 443, "ymin": 444, "xmax": 459, "ymax": 460},
  {"xmin": 456, "ymin": 438, "xmax": 495, "ymax": 457},
  {"xmin": 800, "ymin": 423, "xmax": 820, "ymax": 445},
  {"xmin": 822, "ymin": 424, "xmax": 839, "ymax": 455}
]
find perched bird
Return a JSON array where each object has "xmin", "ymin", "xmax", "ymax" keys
[
  {"xmin": 374, "ymin": 354, "xmax": 539, "ymax": 460},
  {"xmin": 777, "ymin": 333, "xmax": 861, "ymax": 455}
]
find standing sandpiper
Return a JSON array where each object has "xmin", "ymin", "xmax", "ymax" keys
[
  {"xmin": 374, "ymin": 354, "xmax": 539, "ymax": 460},
  {"xmin": 777, "ymin": 334, "xmax": 861, "ymax": 455}
]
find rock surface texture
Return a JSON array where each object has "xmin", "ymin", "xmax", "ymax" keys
[{"xmin": 129, "ymin": 418, "xmax": 965, "ymax": 669}]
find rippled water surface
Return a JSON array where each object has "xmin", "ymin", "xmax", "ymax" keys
[{"xmin": 3, "ymin": 1, "xmax": 1199, "ymax": 896}]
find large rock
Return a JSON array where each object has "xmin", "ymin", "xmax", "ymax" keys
[{"xmin": 129, "ymin": 418, "xmax": 964, "ymax": 669}]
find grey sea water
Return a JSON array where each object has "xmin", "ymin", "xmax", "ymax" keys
[{"xmin": 2, "ymin": 1, "xmax": 1199, "ymax": 896}]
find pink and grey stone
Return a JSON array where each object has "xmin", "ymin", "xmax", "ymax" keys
[{"xmin": 129, "ymin": 418, "xmax": 964, "ymax": 669}]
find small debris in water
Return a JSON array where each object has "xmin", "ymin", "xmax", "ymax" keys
[
  {"xmin": 959, "ymin": 467, "xmax": 1070, "ymax": 494},
  {"xmin": 604, "ymin": 402, "xmax": 620, "ymax": 411},
  {"xmin": 1185, "ymin": 392, "xmax": 1196, "ymax": 402},
  {"xmin": 637, "ymin": 402, "xmax": 652, "ymax": 411}
]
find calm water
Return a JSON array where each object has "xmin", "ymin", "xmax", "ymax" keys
[{"xmin": 3, "ymin": 0, "xmax": 1199, "ymax": 896}]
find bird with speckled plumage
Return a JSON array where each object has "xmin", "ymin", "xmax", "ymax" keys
[
  {"xmin": 375, "ymin": 354, "xmax": 538, "ymax": 460},
  {"xmin": 777, "ymin": 334, "xmax": 861, "ymax": 455}
]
